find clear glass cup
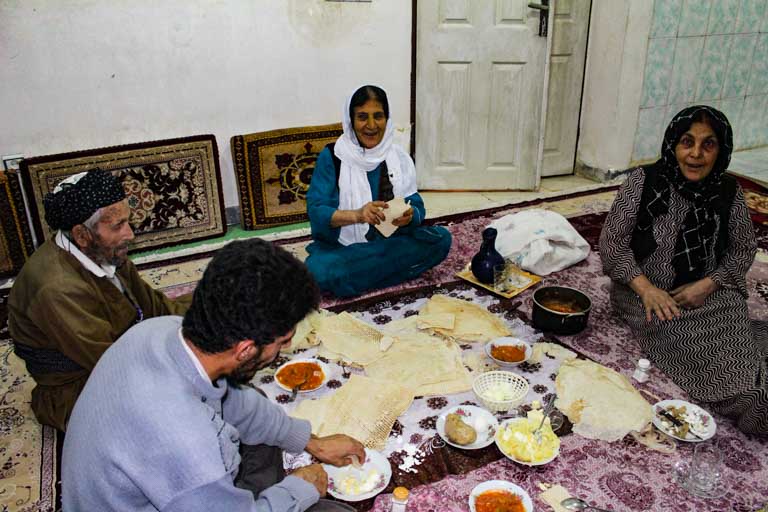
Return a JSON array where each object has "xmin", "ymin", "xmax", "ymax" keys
[
  {"xmin": 675, "ymin": 440, "xmax": 723, "ymax": 498},
  {"xmin": 493, "ymin": 262, "xmax": 509, "ymax": 293}
]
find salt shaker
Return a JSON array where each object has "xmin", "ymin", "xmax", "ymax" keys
[
  {"xmin": 632, "ymin": 358, "xmax": 651, "ymax": 383},
  {"xmin": 391, "ymin": 486, "xmax": 409, "ymax": 512}
]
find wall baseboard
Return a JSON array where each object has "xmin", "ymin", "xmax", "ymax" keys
[{"xmin": 575, "ymin": 161, "xmax": 631, "ymax": 184}]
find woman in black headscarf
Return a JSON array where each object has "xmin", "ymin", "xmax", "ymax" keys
[{"xmin": 599, "ymin": 105, "xmax": 767, "ymax": 435}]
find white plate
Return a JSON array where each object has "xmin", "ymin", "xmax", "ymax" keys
[
  {"xmin": 436, "ymin": 405, "xmax": 500, "ymax": 450},
  {"xmin": 469, "ymin": 480, "xmax": 533, "ymax": 512},
  {"xmin": 323, "ymin": 448, "xmax": 392, "ymax": 502},
  {"xmin": 652, "ymin": 399, "xmax": 716, "ymax": 442},
  {"xmin": 485, "ymin": 337, "xmax": 532, "ymax": 367},
  {"xmin": 274, "ymin": 358, "xmax": 330, "ymax": 393},
  {"xmin": 495, "ymin": 418, "xmax": 560, "ymax": 466}
]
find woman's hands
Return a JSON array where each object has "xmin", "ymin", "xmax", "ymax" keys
[
  {"xmin": 305, "ymin": 433, "xmax": 366, "ymax": 467},
  {"xmin": 391, "ymin": 207, "xmax": 414, "ymax": 227},
  {"xmin": 630, "ymin": 275, "xmax": 680, "ymax": 321},
  {"xmin": 329, "ymin": 202, "xmax": 412, "ymax": 228},
  {"xmin": 357, "ymin": 201, "xmax": 388, "ymax": 225},
  {"xmin": 630, "ymin": 275, "xmax": 718, "ymax": 321},
  {"xmin": 670, "ymin": 277, "xmax": 718, "ymax": 309}
]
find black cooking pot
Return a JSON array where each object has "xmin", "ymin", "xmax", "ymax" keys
[{"xmin": 532, "ymin": 286, "xmax": 591, "ymax": 335}]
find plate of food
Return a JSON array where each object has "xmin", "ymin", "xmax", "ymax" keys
[
  {"xmin": 495, "ymin": 414, "xmax": 560, "ymax": 466},
  {"xmin": 436, "ymin": 405, "xmax": 499, "ymax": 450},
  {"xmin": 324, "ymin": 448, "xmax": 392, "ymax": 502},
  {"xmin": 274, "ymin": 358, "xmax": 330, "ymax": 393},
  {"xmin": 652, "ymin": 399, "xmax": 716, "ymax": 442},
  {"xmin": 469, "ymin": 480, "xmax": 532, "ymax": 512},
  {"xmin": 485, "ymin": 337, "xmax": 532, "ymax": 367}
]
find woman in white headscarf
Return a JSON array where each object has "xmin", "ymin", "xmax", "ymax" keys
[{"xmin": 305, "ymin": 85, "xmax": 452, "ymax": 297}]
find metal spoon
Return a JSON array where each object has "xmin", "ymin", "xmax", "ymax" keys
[
  {"xmin": 561, "ymin": 497, "xmax": 612, "ymax": 512},
  {"xmin": 289, "ymin": 369, "xmax": 311, "ymax": 401}
]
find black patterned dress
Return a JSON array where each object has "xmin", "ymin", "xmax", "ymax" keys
[{"xmin": 599, "ymin": 168, "xmax": 768, "ymax": 435}]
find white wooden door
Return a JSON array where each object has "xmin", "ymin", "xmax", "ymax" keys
[
  {"xmin": 416, "ymin": 0, "xmax": 553, "ymax": 190},
  {"xmin": 542, "ymin": 0, "xmax": 591, "ymax": 176}
]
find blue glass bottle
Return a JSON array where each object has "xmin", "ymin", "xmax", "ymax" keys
[{"xmin": 471, "ymin": 227, "xmax": 505, "ymax": 284}]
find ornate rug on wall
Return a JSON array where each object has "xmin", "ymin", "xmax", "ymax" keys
[
  {"xmin": 231, "ymin": 123, "xmax": 342, "ymax": 230},
  {"xmin": 20, "ymin": 135, "xmax": 227, "ymax": 253},
  {"xmin": 0, "ymin": 171, "xmax": 35, "ymax": 278}
]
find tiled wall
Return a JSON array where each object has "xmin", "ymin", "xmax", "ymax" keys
[{"xmin": 633, "ymin": 0, "xmax": 768, "ymax": 162}]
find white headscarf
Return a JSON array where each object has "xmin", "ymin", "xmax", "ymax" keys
[{"xmin": 334, "ymin": 86, "xmax": 418, "ymax": 246}]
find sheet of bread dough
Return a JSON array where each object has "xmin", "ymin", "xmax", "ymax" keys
[
  {"xmin": 291, "ymin": 374, "xmax": 414, "ymax": 450},
  {"xmin": 365, "ymin": 330, "xmax": 472, "ymax": 396},
  {"xmin": 281, "ymin": 309, "xmax": 327, "ymax": 353},
  {"xmin": 419, "ymin": 295, "xmax": 511, "ymax": 342},
  {"xmin": 416, "ymin": 312, "xmax": 456, "ymax": 331},
  {"xmin": 555, "ymin": 359, "xmax": 652, "ymax": 442},
  {"xmin": 314, "ymin": 312, "xmax": 387, "ymax": 365},
  {"xmin": 374, "ymin": 197, "xmax": 410, "ymax": 238},
  {"xmin": 528, "ymin": 342, "xmax": 577, "ymax": 364}
]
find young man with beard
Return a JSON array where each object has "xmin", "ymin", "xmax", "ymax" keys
[
  {"xmin": 62, "ymin": 238, "xmax": 365, "ymax": 512},
  {"xmin": 8, "ymin": 169, "xmax": 190, "ymax": 431}
]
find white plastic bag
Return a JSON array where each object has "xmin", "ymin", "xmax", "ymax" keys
[{"xmin": 487, "ymin": 209, "xmax": 590, "ymax": 275}]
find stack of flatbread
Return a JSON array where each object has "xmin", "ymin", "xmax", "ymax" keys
[
  {"xmin": 555, "ymin": 359, "xmax": 652, "ymax": 442},
  {"xmin": 314, "ymin": 312, "xmax": 388, "ymax": 365},
  {"xmin": 291, "ymin": 374, "xmax": 414, "ymax": 450},
  {"xmin": 417, "ymin": 295, "xmax": 511, "ymax": 342},
  {"xmin": 365, "ymin": 328, "xmax": 472, "ymax": 396}
]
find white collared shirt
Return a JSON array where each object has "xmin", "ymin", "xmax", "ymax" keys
[
  {"xmin": 55, "ymin": 230, "xmax": 123, "ymax": 292},
  {"xmin": 178, "ymin": 328, "xmax": 212, "ymax": 384}
]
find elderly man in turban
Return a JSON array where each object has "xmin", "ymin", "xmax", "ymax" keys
[{"xmin": 8, "ymin": 169, "xmax": 190, "ymax": 431}]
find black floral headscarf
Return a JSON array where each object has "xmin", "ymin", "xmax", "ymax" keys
[
  {"xmin": 43, "ymin": 169, "xmax": 126, "ymax": 231},
  {"xmin": 634, "ymin": 105, "xmax": 734, "ymax": 288}
]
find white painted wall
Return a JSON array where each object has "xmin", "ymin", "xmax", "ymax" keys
[
  {"xmin": 0, "ymin": 0, "xmax": 412, "ymax": 208},
  {"xmin": 577, "ymin": 0, "xmax": 653, "ymax": 173}
]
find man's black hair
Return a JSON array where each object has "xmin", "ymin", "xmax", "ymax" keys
[
  {"xmin": 182, "ymin": 238, "xmax": 320, "ymax": 353},
  {"xmin": 349, "ymin": 85, "xmax": 390, "ymax": 123}
]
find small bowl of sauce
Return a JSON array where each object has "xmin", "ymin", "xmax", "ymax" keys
[{"xmin": 485, "ymin": 337, "xmax": 532, "ymax": 367}]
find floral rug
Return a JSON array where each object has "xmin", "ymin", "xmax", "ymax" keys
[
  {"xmin": 0, "ymin": 171, "xmax": 34, "ymax": 278},
  {"xmin": 350, "ymin": 254, "xmax": 768, "ymax": 512},
  {"xmin": 140, "ymin": 189, "xmax": 621, "ymax": 306},
  {"xmin": 3, "ymin": 185, "xmax": 768, "ymax": 511},
  {"xmin": 231, "ymin": 123, "xmax": 343, "ymax": 230}
]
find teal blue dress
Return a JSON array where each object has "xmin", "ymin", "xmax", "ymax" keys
[{"xmin": 305, "ymin": 147, "xmax": 452, "ymax": 297}]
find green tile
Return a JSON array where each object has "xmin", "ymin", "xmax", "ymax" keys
[
  {"xmin": 722, "ymin": 34, "xmax": 758, "ymax": 98},
  {"xmin": 696, "ymin": 35, "xmax": 731, "ymax": 100},
  {"xmin": 651, "ymin": 0, "xmax": 683, "ymax": 37},
  {"xmin": 641, "ymin": 38, "xmax": 676, "ymax": 107},
  {"xmin": 679, "ymin": 0, "xmax": 712, "ymax": 36},
  {"xmin": 707, "ymin": 0, "xmax": 740, "ymax": 34},
  {"xmin": 668, "ymin": 37, "xmax": 705, "ymax": 104},
  {"xmin": 735, "ymin": 0, "xmax": 767, "ymax": 33}
]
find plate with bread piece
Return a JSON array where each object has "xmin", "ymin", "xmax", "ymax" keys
[{"xmin": 437, "ymin": 405, "xmax": 499, "ymax": 450}]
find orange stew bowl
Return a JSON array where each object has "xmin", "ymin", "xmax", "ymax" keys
[
  {"xmin": 469, "ymin": 480, "xmax": 532, "ymax": 512},
  {"xmin": 475, "ymin": 489, "xmax": 526, "ymax": 512},
  {"xmin": 275, "ymin": 359, "xmax": 328, "ymax": 392}
]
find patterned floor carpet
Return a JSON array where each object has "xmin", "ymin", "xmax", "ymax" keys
[{"xmin": 2, "ymin": 185, "xmax": 767, "ymax": 511}]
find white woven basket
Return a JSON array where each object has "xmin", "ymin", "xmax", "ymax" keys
[{"xmin": 472, "ymin": 371, "xmax": 529, "ymax": 413}]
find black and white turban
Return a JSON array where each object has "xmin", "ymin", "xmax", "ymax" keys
[{"xmin": 43, "ymin": 169, "xmax": 126, "ymax": 231}]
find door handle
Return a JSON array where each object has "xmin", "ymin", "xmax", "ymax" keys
[{"xmin": 528, "ymin": 0, "xmax": 549, "ymax": 37}]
